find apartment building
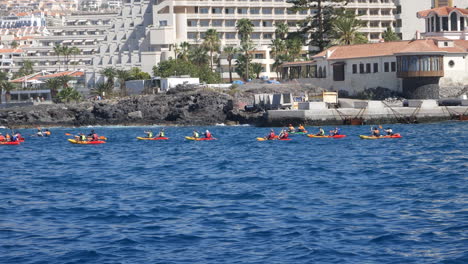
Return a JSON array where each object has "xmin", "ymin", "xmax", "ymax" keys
[{"xmin": 0, "ymin": 12, "xmax": 46, "ymax": 28}]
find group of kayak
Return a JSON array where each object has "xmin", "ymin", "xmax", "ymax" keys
[
  {"xmin": 1, "ymin": 125, "xmax": 402, "ymax": 146},
  {"xmin": 257, "ymin": 125, "xmax": 401, "ymax": 141}
]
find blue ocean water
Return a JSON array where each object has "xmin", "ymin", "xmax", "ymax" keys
[{"xmin": 1, "ymin": 122, "xmax": 467, "ymax": 264}]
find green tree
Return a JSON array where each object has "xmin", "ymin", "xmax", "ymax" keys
[
  {"xmin": 203, "ymin": 29, "xmax": 221, "ymax": 71},
  {"xmin": 179, "ymin": 41, "xmax": 191, "ymax": 61},
  {"xmin": 152, "ymin": 60, "xmax": 220, "ymax": 84},
  {"xmin": 69, "ymin": 47, "xmax": 81, "ymax": 70},
  {"xmin": 171, "ymin": 43, "xmax": 180, "ymax": 60},
  {"xmin": 223, "ymin": 46, "xmax": 237, "ymax": 83},
  {"xmin": 189, "ymin": 45, "xmax": 209, "ymax": 67},
  {"xmin": 15, "ymin": 60, "xmax": 34, "ymax": 78},
  {"xmin": 129, "ymin": 67, "xmax": 151, "ymax": 80},
  {"xmin": 275, "ymin": 22, "xmax": 289, "ymax": 40},
  {"xmin": 382, "ymin": 27, "xmax": 400, "ymax": 42},
  {"xmin": 44, "ymin": 78, "xmax": 61, "ymax": 101},
  {"xmin": 92, "ymin": 82, "xmax": 113, "ymax": 97},
  {"xmin": 288, "ymin": 0, "xmax": 348, "ymax": 52},
  {"xmin": 286, "ymin": 37, "xmax": 304, "ymax": 61},
  {"xmin": 237, "ymin": 19, "xmax": 255, "ymax": 81},
  {"xmin": 116, "ymin": 69, "xmax": 131, "ymax": 96},
  {"xmin": 57, "ymin": 86, "xmax": 82, "ymax": 103},
  {"xmin": 11, "ymin": 41, "xmax": 19, "ymax": 49},
  {"xmin": 53, "ymin": 44, "xmax": 62, "ymax": 71},
  {"xmin": 100, "ymin": 67, "xmax": 116, "ymax": 89},
  {"xmin": 251, "ymin": 63, "xmax": 263, "ymax": 79},
  {"xmin": 0, "ymin": 80, "xmax": 16, "ymax": 104},
  {"xmin": 331, "ymin": 11, "xmax": 367, "ymax": 45}
]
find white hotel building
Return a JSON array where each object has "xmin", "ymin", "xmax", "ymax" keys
[{"xmin": 5, "ymin": 0, "xmax": 468, "ymax": 85}]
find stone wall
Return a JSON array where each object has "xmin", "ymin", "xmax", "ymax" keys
[
  {"xmin": 402, "ymin": 77, "xmax": 440, "ymax": 99},
  {"xmin": 439, "ymin": 85, "xmax": 468, "ymax": 98}
]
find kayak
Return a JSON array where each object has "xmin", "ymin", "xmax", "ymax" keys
[
  {"xmin": 68, "ymin": 139, "xmax": 106, "ymax": 144},
  {"xmin": 0, "ymin": 141, "xmax": 20, "ymax": 145},
  {"xmin": 307, "ymin": 134, "xmax": 347, "ymax": 139},
  {"xmin": 359, "ymin": 134, "xmax": 402, "ymax": 139},
  {"xmin": 257, "ymin": 137, "xmax": 291, "ymax": 141},
  {"xmin": 289, "ymin": 131, "xmax": 308, "ymax": 135},
  {"xmin": 185, "ymin": 136, "xmax": 216, "ymax": 141},
  {"xmin": 137, "ymin": 137, "xmax": 169, "ymax": 140}
]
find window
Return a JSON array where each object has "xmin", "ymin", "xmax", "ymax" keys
[
  {"xmin": 352, "ymin": 64, "xmax": 357, "ymax": 74},
  {"xmin": 287, "ymin": 21, "xmax": 297, "ymax": 27},
  {"xmin": 333, "ymin": 63, "xmax": 345, "ymax": 81},
  {"xmin": 287, "ymin": 9, "xmax": 296, "ymax": 15},
  {"xmin": 200, "ymin": 32, "xmax": 206, "ymax": 38},
  {"xmin": 200, "ymin": 8, "xmax": 209, "ymax": 14},
  {"xmin": 373, "ymin": 63, "xmax": 378, "ymax": 73},
  {"xmin": 275, "ymin": 8, "xmax": 284, "ymax": 15},
  {"xmin": 263, "ymin": 21, "xmax": 273, "ymax": 27},
  {"xmin": 262, "ymin": 8, "xmax": 272, "ymax": 14},
  {"xmin": 251, "ymin": 33, "xmax": 261, "ymax": 39},
  {"xmin": 358, "ymin": 9, "xmax": 366, "ymax": 15},
  {"xmin": 252, "ymin": 20, "xmax": 260, "ymax": 27},
  {"xmin": 370, "ymin": 33, "xmax": 380, "ymax": 39},
  {"xmin": 238, "ymin": 8, "xmax": 248, "ymax": 14},
  {"xmin": 369, "ymin": 9, "xmax": 379, "ymax": 15},
  {"xmin": 299, "ymin": 10, "xmax": 308, "ymax": 15},
  {"xmin": 263, "ymin": 33, "xmax": 273, "ymax": 39},
  {"xmin": 251, "ymin": 8, "xmax": 260, "ymax": 14},
  {"xmin": 159, "ymin": 20, "xmax": 168, "ymax": 26},
  {"xmin": 225, "ymin": 33, "xmax": 236, "ymax": 39},
  {"xmin": 370, "ymin": 21, "xmax": 379, "ymax": 27},
  {"xmin": 212, "ymin": 20, "xmax": 222, "ymax": 27},
  {"xmin": 187, "ymin": 32, "xmax": 197, "ymax": 39},
  {"xmin": 187, "ymin": 20, "xmax": 197, "ymax": 27},
  {"xmin": 200, "ymin": 20, "xmax": 209, "ymax": 27},
  {"xmin": 391, "ymin": 62, "xmax": 396, "ymax": 72},
  {"xmin": 225, "ymin": 8, "xmax": 235, "ymax": 14},
  {"xmin": 384, "ymin": 62, "xmax": 389, "ymax": 72},
  {"xmin": 381, "ymin": 10, "xmax": 391, "ymax": 16},
  {"xmin": 225, "ymin": 20, "xmax": 236, "ymax": 27},
  {"xmin": 359, "ymin": 64, "xmax": 365, "ymax": 73},
  {"xmin": 255, "ymin": 53, "xmax": 264, "ymax": 59},
  {"xmin": 366, "ymin": 63, "xmax": 371, "ymax": 73},
  {"xmin": 212, "ymin": 8, "xmax": 222, "ymax": 14}
]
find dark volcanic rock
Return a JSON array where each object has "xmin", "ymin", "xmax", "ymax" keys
[{"xmin": 0, "ymin": 89, "xmax": 265, "ymax": 128}]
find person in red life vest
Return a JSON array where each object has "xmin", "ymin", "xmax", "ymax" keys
[
  {"xmin": 204, "ymin": 130, "xmax": 212, "ymax": 139},
  {"xmin": 279, "ymin": 129, "xmax": 289, "ymax": 139},
  {"xmin": 267, "ymin": 129, "xmax": 276, "ymax": 140},
  {"xmin": 88, "ymin": 130, "xmax": 99, "ymax": 141},
  {"xmin": 0, "ymin": 133, "xmax": 5, "ymax": 142}
]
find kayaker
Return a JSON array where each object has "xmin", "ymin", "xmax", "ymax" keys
[
  {"xmin": 15, "ymin": 133, "xmax": 22, "ymax": 140},
  {"xmin": 297, "ymin": 124, "xmax": 306, "ymax": 132},
  {"xmin": 371, "ymin": 127, "xmax": 380, "ymax": 137},
  {"xmin": 5, "ymin": 133, "xmax": 11, "ymax": 141},
  {"xmin": 144, "ymin": 130, "xmax": 154, "ymax": 138},
  {"xmin": 316, "ymin": 127, "xmax": 325, "ymax": 136},
  {"xmin": 266, "ymin": 129, "xmax": 276, "ymax": 140},
  {"xmin": 384, "ymin": 128, "xmax": 394, "ymax": 136},
  {"xmin": 193, "ymin": 130, "xmax": 200, "ymax": 139},
  {"xmin": 330, "ymin": 127, "xmax": 340, "ymax": 136},
  {"xmin": 88, "ymin": 130, "xmax": 99, "ymax": 141},
  {"xmin": 79, "ymin": 133, "xmax": 87, "ymax": 141},
  {"xmin": 287, "ymin": 124, "xmax": 295, "ymax": 133},
  {"xmin": 37, "ymin": 129, "xmax": 43, "ymax": 137},
  {"xmin": 10, "ymin": 134, "xmax": 18, "ymax": 142},
  {"xmin": 279, "ymin": 129, "xmax": 289, "ymax": 139},
  {"xmin": 0, "ymin": 133, "xmax": 4, "ymax": 142},
  {"xmin": 44, "ymin": 129, "xmax": 51, "ymax": 137},
  {"xmin": 204, "ymin": 130, "xmax": 212, "ymax": 139},
  {"xmin": 158, "ymin": 128, "xmax": 165, "ymax": 137}
]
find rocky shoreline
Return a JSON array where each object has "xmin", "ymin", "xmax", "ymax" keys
[{"xmin": 0, "ymin": 89, "xmax": 265, "ymax": 128}]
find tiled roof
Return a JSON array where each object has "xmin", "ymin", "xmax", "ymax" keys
[
  {"xmin": 0, "ymin": 48, "xmax": 23, "ymax": 53},
  {"xmin": 417, "ymin": 7, "xmax": 468, "ymax": 18},
  {"xmin": 312, "ymin": 39, "xmax": 468, "ymax": 60},
  {"xmin": 281, "ymin": 61, "xmax": 315, "ymax": 66},
  {"xmin": 37, "ymin": 71, "xmax": 84, "ymax": 80}
]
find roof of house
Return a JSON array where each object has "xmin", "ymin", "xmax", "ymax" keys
[
  {"xmin": 9, "ymin": 71, "xmax": 84, "ymax": 83},
  {"xmin": 0, "ymin": 48, "xmax": 23, "ymax": 53},
  {"xmin": 417, "ymin": 6, "xmax": 468, "ymax": 18},
  {"xmin": 281, "ymin": 61, "xmax": 315, "ymax": 67},
  {"xmin": 312, "ymin": 39, "xmax": 468, "ymax": 60}
]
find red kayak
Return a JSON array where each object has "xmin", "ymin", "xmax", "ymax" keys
[
  {"xmin": 307, "ymin": 134, "xmax": 347, "ymax": 139},
  {"xmin": 0, "ymin": 141, "xmax": 20, "ymax": 145}
]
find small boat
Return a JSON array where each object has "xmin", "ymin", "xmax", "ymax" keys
[
  {"xmin": 185, "ymin": 136, "xmax": 216, "ymax": 141},
  {"xmin": 68, "ymin": 139, "xmax": 106, "ymax": 144},
  {"xmin": 359, "ymin": 134, "xmax": 402, "ymax": 139},
  {"xmin": 307, "ymin": 134, "xmax": 347, "ymax": 138},
  {"xmin": 136, "ymin": 137, "xmax": 169, "ymax": 140},
  {"xmin": 257, "ymin": 137, "xmax": 291, "ymax": 141}
]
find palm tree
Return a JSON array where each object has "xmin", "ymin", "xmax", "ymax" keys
[
  {"xmin": 270, "ymin": 38, "xmax": 287, "ymax": 78},
  {"xmin": 382, "ymin": 27, "xmax": 400, "ymax": 42},
  {"xmin": 331, "ymin": 14, "xmax": 366, "ymax": 45},
  {"xmin": 275, "ymin": 22, "xmax": 289, "ymax": 40},
  {"xmin": 100, "ymin": 67, "xmax": 116, "ymax": 89},
  {"xmin": 61, "ymin": 46, "xmax": 73, "ymax": 70},
  {"xmin": 252, "ymin": 63, "xmax": 263, "ymax": 79},
  {"xmin": 238, "ymin": 41, "xmax": 255, "ymax": 81},
  {"xmin": 203, "ymin": 29, "xmax": 221, "ymax": 71},
  {"xmin": 53, "ymin": 44, "xmax": 63, "ymax": 71},
  {"xmin": 69, "ymin": 47, "xmax": 81, "ymax": 70},
  {"xmin": 171, "ymin": 43, "xmax": 180, "ymax": 61},
  {"xmin": 236, "ymin": 18, "xmax": 254, "ymax": 43},
  {"xmin": 0, "ymin": 81, "xmax": 15, "ymax": 104},
  {"xmin": 286, "ymin": 38, "xmax": 303, "ymax": 62},
  {"xmin": 189, "ymin": 45, "xmax": 209, "ymax": 67},
  {"xmin": 179, "ymin": 41, "xmax": 190, "ymax": 61},
  {"xmin": 116, "ymin": 69, "xmax": 131, "ymax": 96},
  {"xmin": 45, "ymin": 78, "xmax": 61, "ymax": 101},
  {"xmin": 57, "ymin": 86, "xmax": 82, "ymax": 103},
  {"xmin": 92, "ymin": 82, "xmax": 113, "ymax": 97},
  {"xmin": 15, "ymin": 60, "xmax": 35, "ymax": 78},
  {"xmin": 223, "ymin": 46, "xmax": 237, "ymax": 83}
]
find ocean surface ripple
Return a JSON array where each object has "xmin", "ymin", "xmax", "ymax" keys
[{"xmin": 1, "ymin": 122, "xmax": 467, "ymax": 264}]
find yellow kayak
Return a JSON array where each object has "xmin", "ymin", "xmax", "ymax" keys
[
  {"xmin": 68, "ymin": 139, "xmax": 106, "ymax": 144},
  {"xmin": 359, "ymin": 134, "xmax": 402, "ymax": 139},
  {"xmin": 185, "ymin": 136, "xmax": 216, "ymax": 141}
]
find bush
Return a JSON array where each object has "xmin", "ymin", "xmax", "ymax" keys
[{"xmin": 355, "ymin": 87, "xmax": 402, "ymax": 100}]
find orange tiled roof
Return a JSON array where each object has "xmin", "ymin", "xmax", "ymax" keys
[
  {"xmin": 417, "ymin": 7, "xmax": 468, "ymax": 18},
  {"xmin": 0, "ymin": 48, "xmax": 23, "ymax": 53},
  {"xmin": 312, "ymin": 39, "xmax": 468, "ymax": 60},
  {"xmin": 37, "ymin": 71, "xmax": 84, "ymax": 80}
]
